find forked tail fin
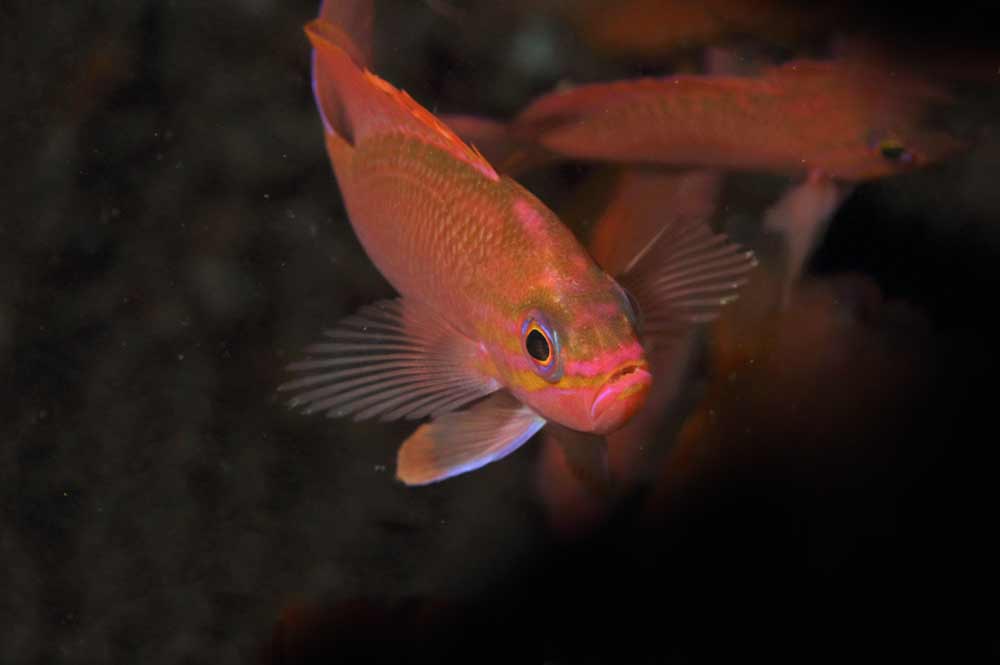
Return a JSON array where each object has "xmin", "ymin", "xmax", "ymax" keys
[
  {"xmin": 317, "ymin": 0, "xmax": 374, "ymax": 68},
  {"xmin": 306, "ymin": 10, "xmax": 499, "ymax": 180},
  {"xmin": 306, "ymin": 17, "xmax": 372, "ymax": 145}
]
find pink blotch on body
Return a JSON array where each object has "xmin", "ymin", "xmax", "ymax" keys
[
  {"xmin": 563, "ymin": 341, "xmax": 646, "ymax": 378},
  {"xmin": 513, "ymin": 198, "xmax": 549, "ymax": 239}
]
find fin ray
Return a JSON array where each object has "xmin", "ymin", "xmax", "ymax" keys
[
  {"xmin": 621, "ymin": 217, "xmax": 757, "ymax": 348},
  {"xmin": 281, "ymin": 298, "xmax": 499, "ymax": 421}
]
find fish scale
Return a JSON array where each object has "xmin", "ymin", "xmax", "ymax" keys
[{"xmin": 346, "ymin": 134, "xmax": 588, "ymax": 327}]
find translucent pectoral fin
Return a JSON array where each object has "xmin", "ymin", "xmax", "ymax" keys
[
  {"xmin": 396, "ymin": 392, "xmax": 546, "ymax": 486},
  {"xmin": 621, "ymin": 216, "xmax": 757, "ymax": 353},
  {"xmin": 279, "ymin": 298, "xmax": 499, "ymax": 421}
]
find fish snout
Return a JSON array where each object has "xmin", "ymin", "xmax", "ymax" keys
[{"xmin": 589, "ymin": 363, "xmax": 652, "ymax": 434}]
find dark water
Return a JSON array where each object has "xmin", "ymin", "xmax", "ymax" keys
[{"xmin": 4, "ymin": 1, "xmax": 1000, "ymax": 663}]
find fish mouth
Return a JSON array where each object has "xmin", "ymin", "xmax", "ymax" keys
[{"xmin": 589, "ymin": 362, "xmax": 652, "ymax": 435}]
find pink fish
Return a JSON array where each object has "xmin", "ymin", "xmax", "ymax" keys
[
  {"xmin": 280, "ymin": 4, "xmax": 755, "ymax": 485},
  {"xmin": 452, "ymin": 58, "xmax": 962, "ymax": 181}
]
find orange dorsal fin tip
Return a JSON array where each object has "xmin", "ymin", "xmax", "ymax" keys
[
  {"xmin": 361, "ymin": 70, "xmax": 499, "ymax": 181},
  {"xmin": 468, "ymin": 143, "xmax": 491, "ymax": 165}
]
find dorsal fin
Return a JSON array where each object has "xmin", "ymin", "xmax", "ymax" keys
[{"xmin": 360, "ymin": 70, "xmax": 499, "ymax": 180}]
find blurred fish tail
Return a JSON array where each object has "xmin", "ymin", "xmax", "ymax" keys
[
  {"xmin": 307, "ymin": 12, "xmax": 500, "ymax": 180},
  {"xmin": 306, "ymin": 18, "xmax": 369, "ymax": 148},
  {"xmin": 317, "ymin": 0, "xmax": 373, "ymax": 68}
]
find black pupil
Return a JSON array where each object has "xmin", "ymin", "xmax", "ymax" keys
[
  {"xmin": 881, "ymin": 143, "xmax": 906, "ymax": 160},
  {"xmin": 526, "ymin": 329, "xmax": 550, "ymax": 362}
]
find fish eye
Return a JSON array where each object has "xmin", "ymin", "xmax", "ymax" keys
[
  {"xmin": 877, "ymin": 138, "xmax": 911, "ymax": 163},
  {"xmin": 521, "ymin": 313, "xmax": 563, "ymax": 382}
]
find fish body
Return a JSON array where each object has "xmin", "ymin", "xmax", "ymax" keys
[
  {"xmin": 484, "ymin": 59, "xmax": 962, "ymax": 181},
  {"xmin": 308, "ymin": 18, "xmax": 647, "ymax": 434},
  {"xmin": 283, "ymin": 6, "xmax": 755, "ymax": 485}
]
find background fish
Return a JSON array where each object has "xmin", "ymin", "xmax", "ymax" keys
[
  {"xmin": 454, "ymin": 57, "xmax": 963, "ymax": 181},
  {"xmin": 280, "ymin": 6, "xmax": 756, "ymax": 485}
]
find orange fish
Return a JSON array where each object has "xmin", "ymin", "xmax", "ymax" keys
[
  {"xmin": 279, "ymin": 4, "xmax": 755, "ymax": 485},
  {"xmin": 458, "ymin": 58, "xmax": 961, "ymax": 181}
]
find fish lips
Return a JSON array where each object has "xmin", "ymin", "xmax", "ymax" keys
[{"xmin": 589, "ymin": 363, "xmax": 653, "ymax": 435}]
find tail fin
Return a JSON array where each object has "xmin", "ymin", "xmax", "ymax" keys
[
  {"xmin": 306, "ymin": 9, "xmax": 499, "ymax": 180},
  {"xmin": 306, "ymin": 18, "xmax": 369, "ymax": 143}
]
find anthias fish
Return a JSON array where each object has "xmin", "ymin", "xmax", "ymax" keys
[
  {"xmin": 458, "ymin": 58, "xmax": 961, "ymax": 182},
  {"xmin": 280, "ymin": 3, "xmax": 755, "ymax": 485}
]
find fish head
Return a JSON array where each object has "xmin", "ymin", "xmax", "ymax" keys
[
  {"xmin": 826, "ymin": 125, "xmax": 966, "ymax": 180},
  {"xmin": 498, "ymin": 277, "xmax": 652, "ymax": 435}
]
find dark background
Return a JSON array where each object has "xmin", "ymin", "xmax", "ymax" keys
[{"xmin": 3, "ymin": 1, "xmax": 1000, "ymax": 663}]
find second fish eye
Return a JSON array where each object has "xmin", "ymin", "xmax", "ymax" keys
[{"xmin": 878, "ymin": 138, "xmax": 909, "ymax": 162}]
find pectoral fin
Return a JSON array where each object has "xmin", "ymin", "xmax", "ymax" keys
[
  {"xmin": 396, "ymin": 392, "xmax": 546, "ymax": 485},
  {"xmin": 584, "ymin": 167, "xmax": 750, "ymax": 356},
  {"xmin": 279, "ymin": 298, "xmax": 499, "ymax": 421},
  {"xmin": 587, "ymin": 169, "xmax": 722, "ymax": 278},
  {"xmin": 619, "ymin": 214, "xmax": 757, "ymax": 353}
]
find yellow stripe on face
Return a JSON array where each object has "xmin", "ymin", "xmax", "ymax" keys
[
  {"xmin": 617, "ymin": 380, "xmax": 649, "ymax": 401},
  {"xmin": 505, "ymin": 368, "xmax": 601, "ymax": 393}
]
